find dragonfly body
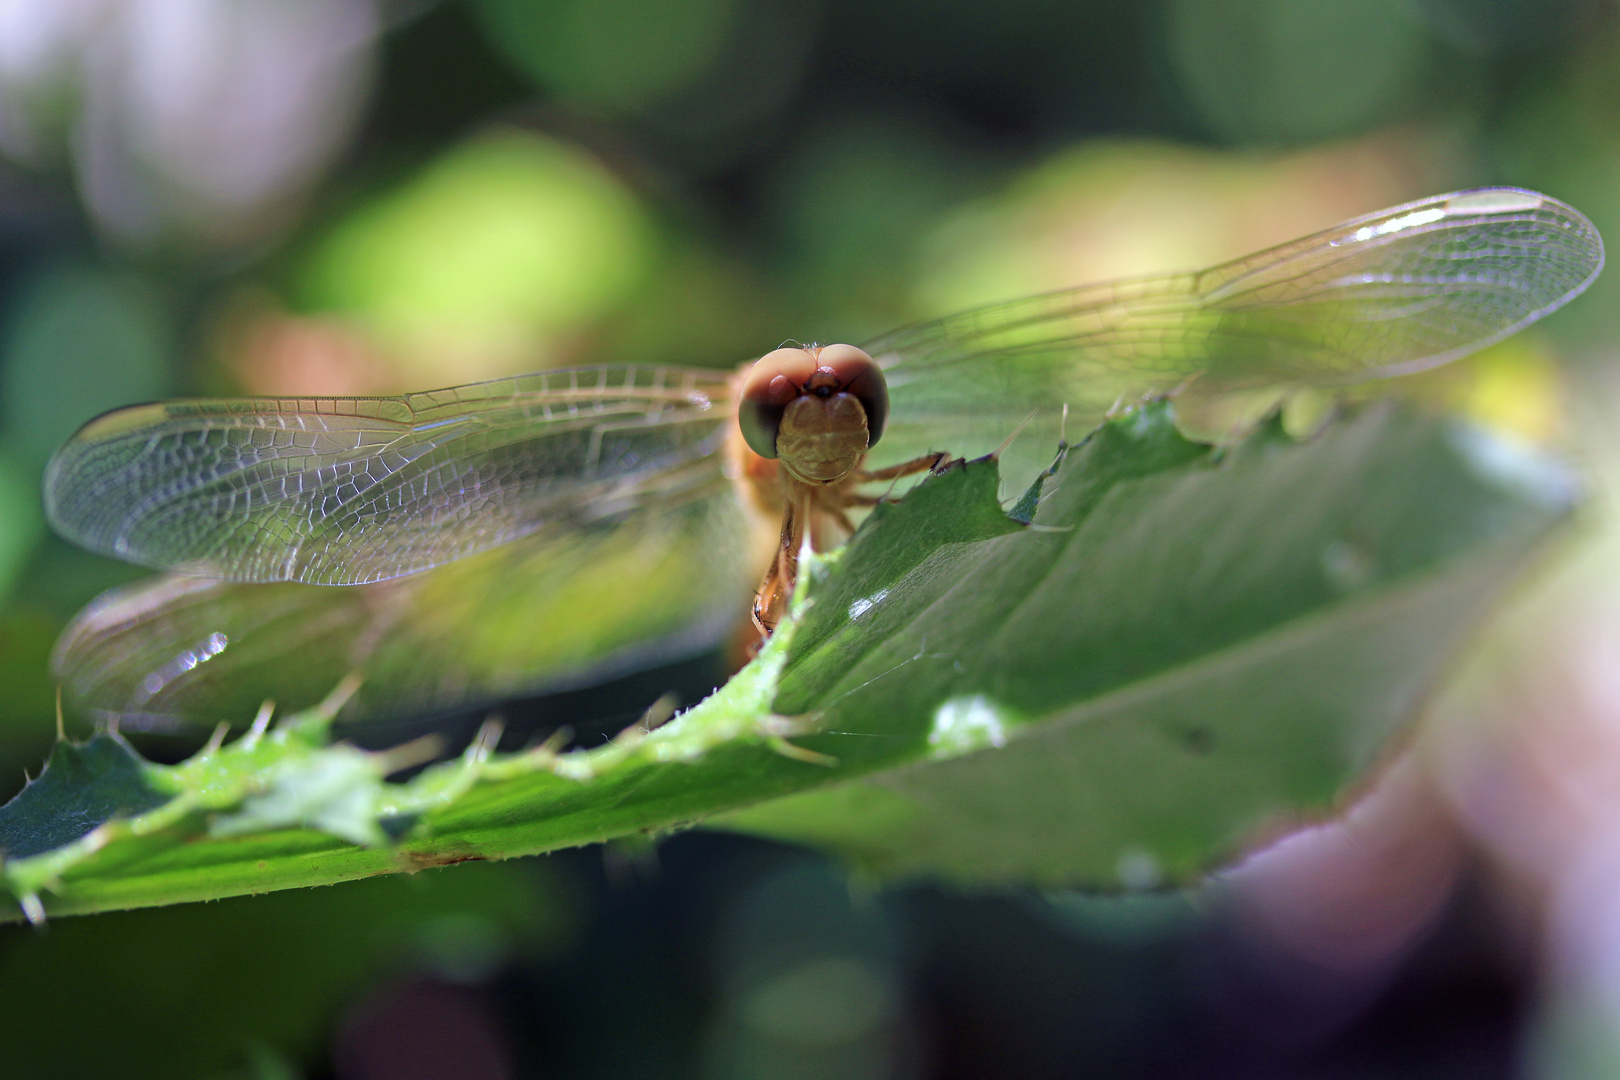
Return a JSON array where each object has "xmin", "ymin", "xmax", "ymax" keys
[
  {"xmin": 729, "ymin": 342, "xmax": 946, "ymax": 633},
  {"xmin": 43, "ymin": 188, "xmax": 1604, "ymax": 728}
]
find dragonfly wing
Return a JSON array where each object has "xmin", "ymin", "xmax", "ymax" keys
[
  {"xmin": 865, "ymin": 188, "xmax": 1602, "ymax": 478},
  {"xmin": 53, "ymin": 468, "xmax": 761, "ymax": 729},
  {"xmin": 45, "ymin": 365, "xmax": 734, "ymax": 584}
]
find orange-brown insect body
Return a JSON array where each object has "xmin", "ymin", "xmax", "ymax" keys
[{"xmin": 728, "ymin": 343, "xmax": 942, "ymax": 643}]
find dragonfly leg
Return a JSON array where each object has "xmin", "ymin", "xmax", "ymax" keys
[
  {"xmin": 751, "ymin": 455, "xmax": 940, "ymax": 642},
  {"xmin": 853, "ymin": 451, "xmax": 948, "ymax": 484},
  {"xmin": 751, "ymin": 490, "xmax": 808, "ymax": 637}
]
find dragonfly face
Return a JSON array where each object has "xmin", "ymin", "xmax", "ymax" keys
[
  {"xmin": 737, "ymin": 344, "xmax": 889, "ymax": 485},
  {"xmin": 42, "ymin": 187, "xmax": 1605, "ymax": 729}
]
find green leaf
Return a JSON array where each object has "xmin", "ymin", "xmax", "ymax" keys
[
  {"xmin": 0, "ymin": 735, "xmax": 169, "ymax": 861},
  {"xmin": 0, "ymin": 403, "xmax": 1575, "ymax": 919},
  {"xmin": 725, "ymin": 406, "xmax": 1571, "ymax": 885}
]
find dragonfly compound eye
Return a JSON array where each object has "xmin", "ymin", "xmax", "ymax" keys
[
  {"xmin": 813, "ymin": 344, "xmax": 887, "ymax": 448},
  {"xmin": 738, "ymin": 345, "xmax": 889, "ymax": 460},
  {"xmin": 738, "ymin": 347, "xmax": 818, "ymax": 458}
]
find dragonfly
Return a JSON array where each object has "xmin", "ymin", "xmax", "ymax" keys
[{"xmin": 43, "ymin": 187, "xmax": 1603, "ymax": 731}]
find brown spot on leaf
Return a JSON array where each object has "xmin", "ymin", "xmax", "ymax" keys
[{"xmin": 397, "ymin": 849, "xmax": 488, "ymax": 871}]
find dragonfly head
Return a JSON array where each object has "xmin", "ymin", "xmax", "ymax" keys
[{"xmin": 738, "ymin": 344, "xmax": 888, "ymax": 485}]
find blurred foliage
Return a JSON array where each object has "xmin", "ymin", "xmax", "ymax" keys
[
  {"xmin": 1165, "ymin": 0, "xmax": 1430, "ymax": 143},
  {"xmin": 472, "ymin": 0, "xmax": 745, "ymax": 113},
  {"xmin": 0, "ymin": 263, "xmax": 170, "ymax": 471},
  {"xmin": 0, "ymin": 860, "xmax": 566, "ymax": 1080},
  {"xmin": 0, "ymin": 447, "xmax": 42, "ymax": 601},
  {"xmin": 909, "ymin": 138, "xmax": 1432, "ymax": 317},
  {"xmin": 299, "ymin": 130, "xmax": 655, "ymax": 385}
]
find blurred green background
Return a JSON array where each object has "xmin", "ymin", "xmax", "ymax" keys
[{"xmin": 4, "ymin": 0, "xmax": 1620, "ymax": 1076}]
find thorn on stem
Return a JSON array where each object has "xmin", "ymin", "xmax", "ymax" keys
[
  {"xmin": 373, "ymin": 734, "xmax": 447, "ymax": 777},
  {"xmin": 640, "ymin": 693, "xmax": 679, "ymax": 733},
  {"xmin": 615, "ymin": 693, "xmax": 679, "ymax": 746},
  {"xmin": 521, "ymin": 726, "xmax": 571, "ymax": 765},
  {"xmin": 992, "ymin": 410, "xmax": 1039, "ymax": 460},
  {"xmin": 241, "ymin": 700, "xmax": 275, "ymax": 751},
  {"xmin": 767, "ymin": 736, "xmax": 837, "ymax": 767},
  {"xmin": 316, "ymin": 672, "xmax": 365, "ymax": 720},
  {"xmin": 468, "ymin": 716, "xmax": 505, "ymax": 762},
  {"xmin": 201, "ymin": 721, "xmax": 230, "ymax": 757}
]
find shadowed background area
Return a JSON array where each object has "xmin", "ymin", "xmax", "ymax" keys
[{"xmin": 3, "ymin": 1, "xmax": 1620, "ymax": 1077}]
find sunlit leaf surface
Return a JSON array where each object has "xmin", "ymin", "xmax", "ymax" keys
[{"xmin": 726, "ymin": 405, "xmax": 1577, "ymax": 883}]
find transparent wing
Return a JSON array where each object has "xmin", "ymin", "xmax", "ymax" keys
[
  {"xmin": 865, "ymin": 188, "xmax": 1603, "ymax": 481},
  {"xmin": 53, "ymin": 469, "xmax": 761, "ymax": 729},
  {"xmin": 45, "ymin": 365, "xmax": 735, "ymax": 584}
]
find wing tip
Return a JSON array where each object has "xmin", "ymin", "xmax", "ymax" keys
[
  {"xmin": 1443, "ymin": 185, "xmax": 1605, "ymax": 271},
  {"xmin": 1443, "ymin": 188, "xmax": 1546, "ymax": 216}
]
